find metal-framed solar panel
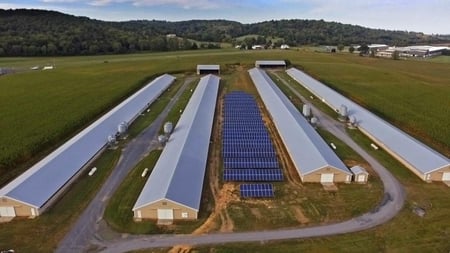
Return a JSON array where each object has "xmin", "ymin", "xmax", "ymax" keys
[{"xmin": 240, "ymin": 184, "xmax": 274, "ymax": 198}]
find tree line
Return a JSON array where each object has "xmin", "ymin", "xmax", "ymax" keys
[{"xmin": 0, "ymin": 9, "xmax": 448, "ymax": 57}]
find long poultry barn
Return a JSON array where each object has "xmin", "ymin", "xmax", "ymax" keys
[
  {"xmin": 132, "ymin": 74, "xmax": 219, "ymax": 221},
  {"xmin": 0, "ymin": 74, "xmax": 176, "ymax": 218},
  {"xmin": 286, "ymin": 67, "xmax": 450, "ymax": 183},
  {"xmin": 248, "ymin": 68, "xmax": 352, "ymax": 184}
]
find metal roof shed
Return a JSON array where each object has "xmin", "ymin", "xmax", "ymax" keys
[
  {"xmin": 197, "ymin": 65, "xmax": 220, "ymax": 75},
  {"xmin": 350, "ymin": 165, "xmax": 369, "ymax": 184},
  {"xmin": 0, "ymin": 74, "xmax": 175, "ymax": 217},
  {"xmin": 286, "ymin": 68, "xmax": 450, "ymax": 182},
  {"xmin": 248, "ymin": 68, "xmax": 351, "ymax": 183},
  {"xmin": 132, "ymin": 74, "xmax": 219, "ymax": 220},
  {"xmin": 255, "ymin": 60, "xmax": 286, "ymax": 68}
]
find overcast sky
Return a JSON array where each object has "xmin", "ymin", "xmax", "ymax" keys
[{"xmin": 1, "ymin": 0, "xmax": 449, "ymax": 34}]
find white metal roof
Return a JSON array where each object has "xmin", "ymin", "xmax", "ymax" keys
[
  {"xmin": 255, "ymin": 60, "xmax": 286, "ymax": 67},
  {"xmin": 350, "ymin": 165, "xmax": 368, "ymax": 175},
  {"xmin": 0, "ymin": 74, "xmax": 176, "ymax": 209},
  {"xmin": 248, "ymin": 68, "xmax": 350, "ymax": 177},
  {"xmin": 197, "ymin": 65, "xmax": 220, "ymax": 70},
  {"xmin": 287, "ymin": 68, "xmax": 450, "ymax": 175},
  {"xmin": 133, "ymin": 74, "xmax": 219, "ymax": 211}
]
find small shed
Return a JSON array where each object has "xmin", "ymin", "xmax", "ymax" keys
[
  {"xmin": 255, "ymin": 60, "xmax": 286, "ymax": 69},
  {"xmin": 197, "ymin": 65, "xmax": 220, "ymax": 75},
  {"xmin": 350, "ymin": 165, "xmax": 369, "ymax": 184}
]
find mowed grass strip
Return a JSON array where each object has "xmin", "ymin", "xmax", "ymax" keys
[{"xmin": 104, "ymin": 150, "xmax": 164, "ymax": 234}]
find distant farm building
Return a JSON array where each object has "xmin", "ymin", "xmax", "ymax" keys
[
  {"xmin": 249, "ymin": 68, "xmax": 352, "ymax": 184},
  {"xmin": 368, "ymin": 44, "xmax": 389, "ymax": 51},
  {"xmin": 132, "ymin": 74, "xmax": 219, "ymax": 221},
  {"xmin": 197, "ymin": 64, "xmax": 220, "ymax": 75},
  {"xmin": 287, "ymin": 68, "xmax": 450, "ymax": 183},
  {"xmin": 350, "ymin": 166, "xmax": 369, "ymax": 184},
  {"xmin": 255, "ymin": 60, "xmax": 286, "ymax": 69},
  {"xmin": 0, "ymin": 74, "xmax": 176, "ymax": 218},
  {"xmin": 376, "ymin": 45, "xmax": 449, "ymax": 58}
]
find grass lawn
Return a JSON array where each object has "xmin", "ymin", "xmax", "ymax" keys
[{"xmin": 427, "ymin": 55, "xmax": 450, "ymax": 63}]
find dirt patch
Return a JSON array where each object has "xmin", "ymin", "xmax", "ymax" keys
[
  {"xmin": 168, "ymin": 245, "xmax": 192, "ymax": 253},
  {"xmin": 322, "ymin": 183, "xmax": 338, "ymax": 191},
  {"xmin": 291, "ymin": 206, "xmax": 310, "ymax": 224}
]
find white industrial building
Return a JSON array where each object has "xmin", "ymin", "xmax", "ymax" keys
[
  {"xmin": 197, "ymin": 65, "xmax": 220, "ymax": 75},
  {"xmin": 0, "ymin": 74, "xmax": 176, "ymax": 218},
  {"xmin": 255, "ymin": 60, "xmax": 286, "ymax": 69},
  {"xmin": 286, "ymin": 68, "xmax": 450, "ymax": 183},
  {"xmin": 132, "ymin": 74, "xmax": 219, "ymax": 221},
  {"xmin": 249, "ymin": 68, "xmax": 352, "ymax": 184}
]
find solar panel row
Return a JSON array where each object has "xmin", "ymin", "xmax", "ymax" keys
[
  {"xmin": 224, "ymin": 169, "xmax": 283, "ymax": 181},
  {"xmin": 240, "ymin": 183, "xmax": 274, "ymax": 198},
  {"xmin": 222, "ymin": 91, "xmax": 281, "ymax": 198}
]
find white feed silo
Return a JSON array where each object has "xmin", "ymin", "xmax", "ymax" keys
[
  {"xmin": 163, "ymin": 122, "xmax": 173, "ymax": 135},
  {"xmin": 302, "ymin": 104, "xmax": 311, "ymax": 117},
  {"xmin": 118, "ymin": 121, "xmax": 128, "ymax": 135}
]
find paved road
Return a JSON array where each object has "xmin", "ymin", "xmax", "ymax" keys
[
  {"xmin": 95, "ymin": 73, "xmax": 406, "ymax": 253},
  {"xmin": 56, "ymin": 77, "xmax": 193, "ymax": 253}
]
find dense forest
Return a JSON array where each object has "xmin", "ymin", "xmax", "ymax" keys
[{"xmin": 1, "ymin": 9, "xmax": 449, "ymax": 56}]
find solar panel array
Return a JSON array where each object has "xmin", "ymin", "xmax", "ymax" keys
[
  {"xmin": 222, "ymin": 91, "xmax": 282, "ymax": 198},
  {"xmin": 240, "ymin": 184, "xmax": 274, "ymax": 198}
]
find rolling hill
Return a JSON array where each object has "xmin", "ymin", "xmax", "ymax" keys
[{"xmin": 0, "ymin": 9, "xmax": 449, "ymax": 56}]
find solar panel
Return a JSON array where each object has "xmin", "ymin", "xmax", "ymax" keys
[
  {"xmin": 224, "ymin": 169, "xmax": 283, "ymax": 181},
  {"xmin": 240, "ymin": 184, "xmax": 274, "ymax": 198}
]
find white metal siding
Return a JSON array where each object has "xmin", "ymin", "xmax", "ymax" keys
[
  {"xmin": 320, "ymin": 173, "xmax": 334, "ymax": 183},
  {"xmin": 0, "ymin": 206, "xmax": 16, "ymax": 217}
]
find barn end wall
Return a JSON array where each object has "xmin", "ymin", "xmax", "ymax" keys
[
  {"xmin": 430, "ymin": 166, "xmax": 450, "ymax": 182},
  {"xmin": 0, "ymin": 198, "xmax": 35, "ymax": 217},
  {"xmin": 134, "ymin": 199, "xmax": 198, "ymax": 221},
  {"xmin": 302, "ymin": 167, "xmax": 351, "ymax": 183}
]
